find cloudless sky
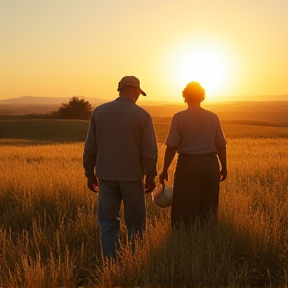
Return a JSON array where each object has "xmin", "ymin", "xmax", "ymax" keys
[{"xmin": 1, "ymin": 0, "xmax": 287, "ymax": 102}]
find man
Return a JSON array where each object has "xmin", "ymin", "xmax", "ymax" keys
[
  {"xmin": 159, "ymin": 81, "xmax": 227, "ymax": 227},
  {"xmin": 83, "ymin": 76, "xmax": 158, "ymax": 259}
]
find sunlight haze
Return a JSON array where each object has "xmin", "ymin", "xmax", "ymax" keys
[{"xmin": 1, "ymin": 0, "xmax": 287, "ymax": 103}]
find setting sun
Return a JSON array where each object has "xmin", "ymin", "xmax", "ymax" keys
[{"xmin": 169, "ymin": 41, "xmax": 233, "ymax": 100}]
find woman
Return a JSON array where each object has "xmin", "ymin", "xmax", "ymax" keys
[{"xmin": 159, "ymin": 81, "xmax": 227, "ymax": 227}]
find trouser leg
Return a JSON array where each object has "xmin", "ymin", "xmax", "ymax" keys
[
  {"xmin": 120, "ymin": 180, "xmax": 146, "ymax": 251},
  {"xmin": 97, "ymin": 179, "xmax": 122, "ymax": 259}
]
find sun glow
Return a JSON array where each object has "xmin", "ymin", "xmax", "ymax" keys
[{"xmin": 170, "ymin": 42, "xmax": 232, "ymax": 100}]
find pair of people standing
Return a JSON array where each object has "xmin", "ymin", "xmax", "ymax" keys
[{"xmin": 83, "ymin": 76, "xmax": 227, "ymax": 259}]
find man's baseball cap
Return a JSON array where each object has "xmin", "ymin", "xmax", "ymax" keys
[{"xmin": 117, "ymin": 76, "xmax": 146, "ymax": 96}]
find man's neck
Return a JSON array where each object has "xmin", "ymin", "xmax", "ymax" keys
[{"xmin": 119, "ymin": 92, "xmax": 138, "ymax": 103}]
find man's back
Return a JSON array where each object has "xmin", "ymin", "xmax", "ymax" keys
[{"xmin": 84, "ymin": 97, "xmax": 157, "ymax": 181}]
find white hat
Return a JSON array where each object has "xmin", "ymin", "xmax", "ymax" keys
[{"xmin": 152, "ymin": 185, "xmax": 173, "ymax": 208}]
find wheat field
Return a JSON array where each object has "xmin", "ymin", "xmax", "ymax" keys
[{"xmin": 1, "ymin": 119, "xmax": 288, "ymax": 287}]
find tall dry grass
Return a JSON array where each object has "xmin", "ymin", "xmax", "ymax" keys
[{"xmin": 1, "ymin": 134, "xmax": 288, "ymax": 287}]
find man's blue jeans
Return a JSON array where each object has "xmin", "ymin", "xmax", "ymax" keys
[{"xmin": 97, "ymin": 179, "xmax": 146, "ymax": 259}]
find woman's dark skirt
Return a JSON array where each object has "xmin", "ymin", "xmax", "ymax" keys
[{"xmin": 171, "ymin": 153, "xmax": 220, "ymax": 227}]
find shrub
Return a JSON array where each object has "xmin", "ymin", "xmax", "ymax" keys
[{"xmin": 57, "ymin": 96, "xmax": 92, "ymax": 120}]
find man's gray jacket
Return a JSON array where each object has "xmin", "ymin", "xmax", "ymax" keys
[{"xmin": 83, "ymin": 97, "xmax": 158, "ymax": 181}]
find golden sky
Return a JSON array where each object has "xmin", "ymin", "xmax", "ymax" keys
[{"xmin": 1, "ymin": 0, "xmax": 287, "ymax": 103}]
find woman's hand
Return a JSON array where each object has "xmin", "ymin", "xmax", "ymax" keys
[
  {"xmin": 159, "ymin": 170, "xmax": 168, "ymax": 185},
  {"xmin": 220, "ymin": 168, "xmax": 227, "ymax": 182}
]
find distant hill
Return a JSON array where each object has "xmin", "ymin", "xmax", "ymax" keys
[
  {"xmin": 0, "ymin": 96, "xmax": 107, "ymax": 105},
  {"xmin": 1, "ymin": 94, "xmax": 288, "ymax": 105},
  {"xmin": 1, "ymin": 96, "xmax": 288, "ymax": 124},
  {"xmin": 222, "ymin": 94, "xmax": 288, "ymax": 102},
  {"xmin": 0, "ymin": 95, "xmax": 176, "ymax": 106}
]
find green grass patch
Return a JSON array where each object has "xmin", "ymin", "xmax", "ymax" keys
[
  {"xmin": 0, "ymin": 119, "xmax": 89, "ymax": 144},
  {"xmin": 1, "ymin": 119, "xmax": 288, "ymax": 147}
]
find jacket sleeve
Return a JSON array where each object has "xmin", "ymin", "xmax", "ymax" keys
[
  {"xmin": 141, "ymin": 114, "xmax": 158, "ymax": 181},
  {"xmin": 83, "ymin": 114, "xmax": 97, "ymax": 178}
]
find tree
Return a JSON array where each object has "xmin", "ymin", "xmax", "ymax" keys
[{"xmin": 57, "ymin": 97, "xmax": 92, "ymax": 120}]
